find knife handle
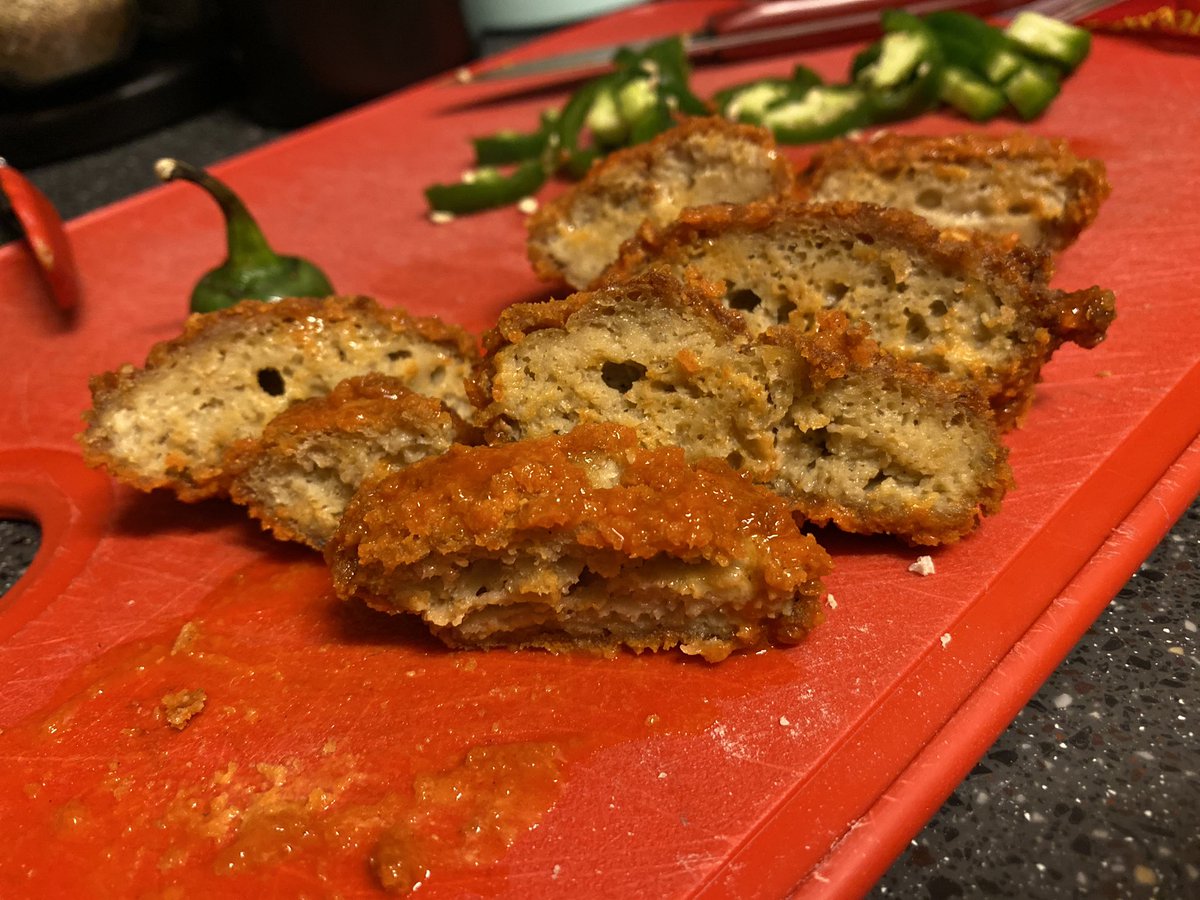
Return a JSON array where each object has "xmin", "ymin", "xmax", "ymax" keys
[{"xmin": 704, "ymin": 0, "xmax": 1030, "ymax": 59}]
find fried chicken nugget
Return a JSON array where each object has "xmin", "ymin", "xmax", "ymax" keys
[
  {"xmin": 599, "ymin": 201, "xmax": 1115, "ymax": 428},
  {"xmin": 471, "ymin": 271, "xmax": 1011, "ymax": 545},
  {"xmin": 225, "ymin": 374, "xmax": 479, "ymax": 549},
  {"xmin": 800, "ymin": 132, "xmax": 1110, "ymax": 252},
  {"xmin": 78, "ymin": 296, "xmax": 478, "ymax": 501},
  {"xmin": 326, "ymin": 423, "xmax": 832, "ymax": 662},
  {"xmin": 526, "ymin": 117, "xmax": 794, "ymax": 289}
]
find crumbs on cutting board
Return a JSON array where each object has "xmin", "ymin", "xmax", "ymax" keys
[
  {"xmin": 909, "ymin": 555, "xmax": 936, "ymax": 576},
  {"xmin": 161, "ymin": 688, "xmax": 206, "ymax": 729}
]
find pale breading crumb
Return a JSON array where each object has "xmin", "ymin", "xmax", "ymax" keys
[{"xmin": 909, "ymin": 555, "xmax": 937, "ymax": 576}]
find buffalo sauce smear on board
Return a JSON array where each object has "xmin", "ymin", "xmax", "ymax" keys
[
  {"xmin": 0, "ymin": 558, "xmax": 566, "ymax": 896},
  {"xmin": 0, "ymin": 553, "xmax": 803, "ymax": 896}
]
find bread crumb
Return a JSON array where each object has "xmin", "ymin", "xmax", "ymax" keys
[
  {"xmin": 940, "ymin": 633, "xmax": 952, "ymax": 649},
  {"xmin": 170, "ymin": 621, "xmax": 199, "ymax": 655},
  {"xmin": 517, "ymin": 196, "xmax": 540, "ymax": 215},
  {"xmin": 826, "ymin": 593, "xmax": 837, "ymax": 610},
  {"xmin": 779, "ymin": 715, "xmax": 790, "ymax": 727},
  {"xmin": 454, "ymin": 66, "xmax": 473, "ymax": 84},
  {"xmin": 162, "ymin": 689, "xmax": 207, "ymax": 730},
  {"xmin": 1096, "ymin": 370, "xmax": 1112, "ymax": 378},
  {"xmin": 909, "ymin": 555, "xmax": 936, "ymax": 576},
  {"xmin": 428, "ymin": 210, "xmax": 455, "ymax": 225}
]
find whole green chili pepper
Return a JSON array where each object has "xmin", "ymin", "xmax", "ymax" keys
[{"xmin": 155, "ymin": 158, "xmax": 334, "ymax": 313}]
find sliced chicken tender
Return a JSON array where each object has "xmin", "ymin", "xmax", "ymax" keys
[
  {"xmin": 326, "ymin": 423, "xmax": 832, "ymax": 662},
  {"xmin": 79, "ymin": 295, "xmax": 479, "ymax": 500},
  {"xmin": 801, "ymin": 132, "xmax": 1110, "ymax": 252},
  {"xmin": 526, "ymin": 117, "xmax": 794, "ymax": 289},
  {"xmin": 470, "ymin": 270, "xmax": 780, "ymax": 480},
  {"xmin": 225, "ymin": 374, "xmax": 479, "ymax": 550},
  {"xmin": 471, "ymin": 272, "xmax": 1011, "ymax": 545},
  {"xmin": 600, "ymin": 201, "xmax": 1115, "ymax": 428},
  {"xmin": 762, "ymin": 314, "xmax": 1012, "ymax": 546}
]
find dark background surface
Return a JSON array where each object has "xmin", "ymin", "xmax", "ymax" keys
[{"xmin": 1, "ymin": 9, "xmax": 1198, "ymax": 896}]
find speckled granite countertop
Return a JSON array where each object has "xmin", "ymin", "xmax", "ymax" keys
[{"xmin": 2, "ymin": 107, "xmax": 1198, "ymax": 898}]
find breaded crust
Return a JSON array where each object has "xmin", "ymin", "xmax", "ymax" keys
[
  {"xmin": 225, "ymin": 374, "xmax": 479, "ymax": 549},
  {"xmin": 472, "ymin": 271, "xmax": 1011, "ymax": 545},
  {"xmin": 762, "ymin": 312, "xmax": 1012, "ymax": 546},
  {"xmin": 800, "ymin": 132, "xmax": 1110, "ymax": 251},
  {"xmin": 526, "ymin": 117, "xmax": 794, "ymax": 288},
  {"xmin": 600, "ymin": 200, "xmax": 1115, "ymax": 427},
  {"xmin": 326, "ymin": 423, "xmax": 832, "ymax": 662},
  {"xmin": 79, "ymin": 295, "xmax": 479, "ymax": 501}
]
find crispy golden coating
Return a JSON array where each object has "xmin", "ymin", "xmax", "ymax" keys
[
  {"xmin": 599, "ymin": 200, "xmax": 1115, "ymax": 428},
  {"xmin": 800, "ymin": 132, "xmax": 1110, "ymax": 251},
  {"xmin": 326, "ymin": 423, "xmax": 832, "ymax": 662},
  {"xmin": 526, "ymin": 117, "xmax": 794, "ymax": 289},
  {"xmin": 471, "ymin": 271, "xmax": 1011, "ymax": 545},
  {"xmin": 79, "ymin": 295, "xmax": 479, "ymax": 500},
  {"xmin": 226, "ymin": 374, "xmax": 479, "ymax": 549}
]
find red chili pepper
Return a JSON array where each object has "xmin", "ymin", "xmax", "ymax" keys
[{"xmin": 0, "ymin": 159, "xmax": 80, "ymax": 312}]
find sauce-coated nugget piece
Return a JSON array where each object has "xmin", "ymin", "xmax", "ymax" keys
[
  {"xmin": 78, "ymin": 295, "xmax": 478, "ymax": 501},
  {"xmin": 326, "ymin": 423, "xmax": 832, "ymax": 662},
  {"xmin": 600, "ymin": 201, "xmax": 1115, "ymax": 428},
  {"xmin": 471, "ymin": 271, "xmax": 1012, "ymax": 546},
  {"xmin": 801, "ymin": 132, "xmax": 1110, "ymax": 252},
  {"xmin": 526, "ymin": 117, "xmax": 794, "ymax": 289},
  {"xmin": 226, "ymin": 374, "xmax": 479, "ymax": 550}
]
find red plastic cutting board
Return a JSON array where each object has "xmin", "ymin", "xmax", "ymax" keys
[{"xmin": 3, "ymin": 3, "xmax": 1200, "ymax": 896}]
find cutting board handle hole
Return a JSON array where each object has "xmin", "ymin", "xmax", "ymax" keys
[{"xmin": 0, "ymin": 517, "xmax": 41, "ymax": 599}]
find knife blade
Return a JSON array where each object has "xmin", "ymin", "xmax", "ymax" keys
[{"xmin": 461, "ymin": 0, "xmax": 1031, "ymax": 84}]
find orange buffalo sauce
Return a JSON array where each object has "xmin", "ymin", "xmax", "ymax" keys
[
  {"xmin": 0, "ymin": 546, "xmax": 803, "ymax": 895},
  {"xmin": 0, "ymin": 557, "xmax": 568, "ymax": 896}
]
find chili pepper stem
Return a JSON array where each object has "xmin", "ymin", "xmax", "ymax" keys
[{"xmin": 155, "ymin": 158, "xmax": 276, "ymax": 267}]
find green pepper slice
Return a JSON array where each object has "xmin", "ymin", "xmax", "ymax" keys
[
  {"xmin": 424, "ymin": 160, "xmax": 547, "ymax": 215},
  {"xmin": 715, "ymin": 78, "xmax": 795, "ymax": 123},
  {"xmin": 924, "ymin": 11, "xmax": 1025, "ymax": 84},
  {"xmin": 155, "ymin": 158, "xmax": 334, "ymax": 313},
  {"xmin": 854, "ymin": 14, "xmax": 943, "ymax": 123},
  {"xmin": 713, "ymin": 66, "xmax": 823, "ymax": 125},
  {"xmin": 472, "ymin": 111, "xmax": 559, "ymax": 166},
  {"xmin": 938, "ymin": 65, "xmax": 1007, "ymax": 121},
  {"xmin": 762, "ymin": 85, "xmax": 871, "ymax": 144},
  {"xmin": 1003, "ymin": 63, "xmax": 1062, "ymax": 120},
  {"xmin": 1005, "ymin": 12, "xmax": 1092, "ymax": 71},
  {"xmin": 637, "ymin": 36, "xmax": 710, "ymax": 116},
  {"xmin": 585, "ymin": 83, "xmax": 629, "ymax": 146}
]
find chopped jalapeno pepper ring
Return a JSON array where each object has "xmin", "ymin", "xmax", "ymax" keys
[
  {"xmin": 424, "ymin": 9, "xmax": 1093, "ymax": 214},
  {"xmin": 425, "ymin": 160, "xmax": 548, "ymax": 216},
  {"xmin": 425, "ymin": 36, "xmax": 711, "ymax": 216}
]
